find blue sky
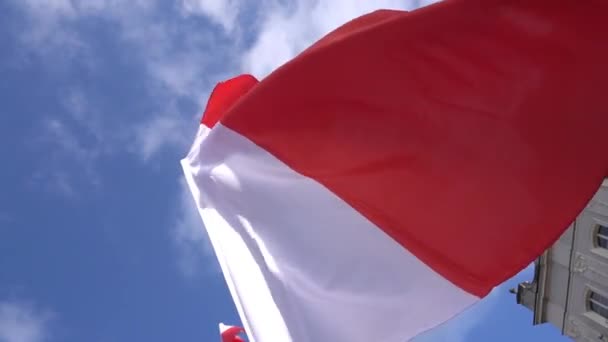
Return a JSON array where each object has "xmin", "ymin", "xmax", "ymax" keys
[{"xmin": 0, "ymin": 0, "xmax": 573, "ymax": 341}]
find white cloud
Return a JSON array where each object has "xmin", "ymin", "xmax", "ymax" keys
[
  {"xmin": 10, "ymin": 0, "xmax": 219, "ymax": 161},
  {"xmin": 171, "ymin": 178, "xmax": 219, "ymax": 277},
  {"xmin": 0, "ymin": 301, "xmax": 53, "ymax": 342},
  {"xmin": 42, "ymin": 119, "xmax": 91, "ymax": 163},
  {"xmin": 135, "ymin": 115, "xmax": 194, "ymax": 162},
  {"xmin": 30, "ymin": 90, "xmax": 107, "ymax": 197},
  {"xmin": 113, "ymin": 7, "xmax": 233, "ymax": 159},
  {"xmin": 29, "ymin": 119, "xmax": 95, "ymax": 197},
  {"xmin": 110, "ymin": 10, "xmax": 206, "ymax": 99},
  {"xmin": 181, "ymin": 0, "xmax": 240, "ymax": 32},
  {"xmin": 13, "ymin": 0, "xmax": 174, "ymax": 93},
  {"xmin": 20, "ymin": 0, "xmax": 76, "ymax": 17},
  {"xmin": 11, "ymin": 0, "xmax": 89, "ymax": 69}
]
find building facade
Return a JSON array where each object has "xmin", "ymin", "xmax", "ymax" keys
[{"xmin": 513, "ymin": 179, "xmax": 608, "ymax": 341}]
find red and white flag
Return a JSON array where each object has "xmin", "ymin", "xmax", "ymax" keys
[
  {"xmin": 219, "ymin": 323, "xmax": 246, "ymax": 342},
  {"xmin": 182, "ymin": 1, "xmax": 608, "ymax": 341}
]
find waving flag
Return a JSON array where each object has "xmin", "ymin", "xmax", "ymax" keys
[
  {"xmin": 220, "ymin": 323, "xmax": 246, "ymax": 342},
  {"xmin": 182, "ymin": 1, "xmax": 608, "ymax": 341}
]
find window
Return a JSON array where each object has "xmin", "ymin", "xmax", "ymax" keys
[
  {"xmin": 589, "ymin": 291, "xmax": 608, "ymax": 319},
  {"xmin": 595, "ymin": 225, "xmax": 608, "ymax": 249}
]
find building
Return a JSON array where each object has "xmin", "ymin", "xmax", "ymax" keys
[{"xmin": 513, "ymin": 179, "xmax": 608, "ymax": 341}]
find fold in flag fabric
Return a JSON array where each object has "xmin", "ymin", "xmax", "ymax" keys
[
  {"xmin": 220, "ymin": 323, "xmax": 246, "ymax": 342},
  {"xmin": 182, "ymin": 1, "xmax": 608, "ymax": 341}
]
